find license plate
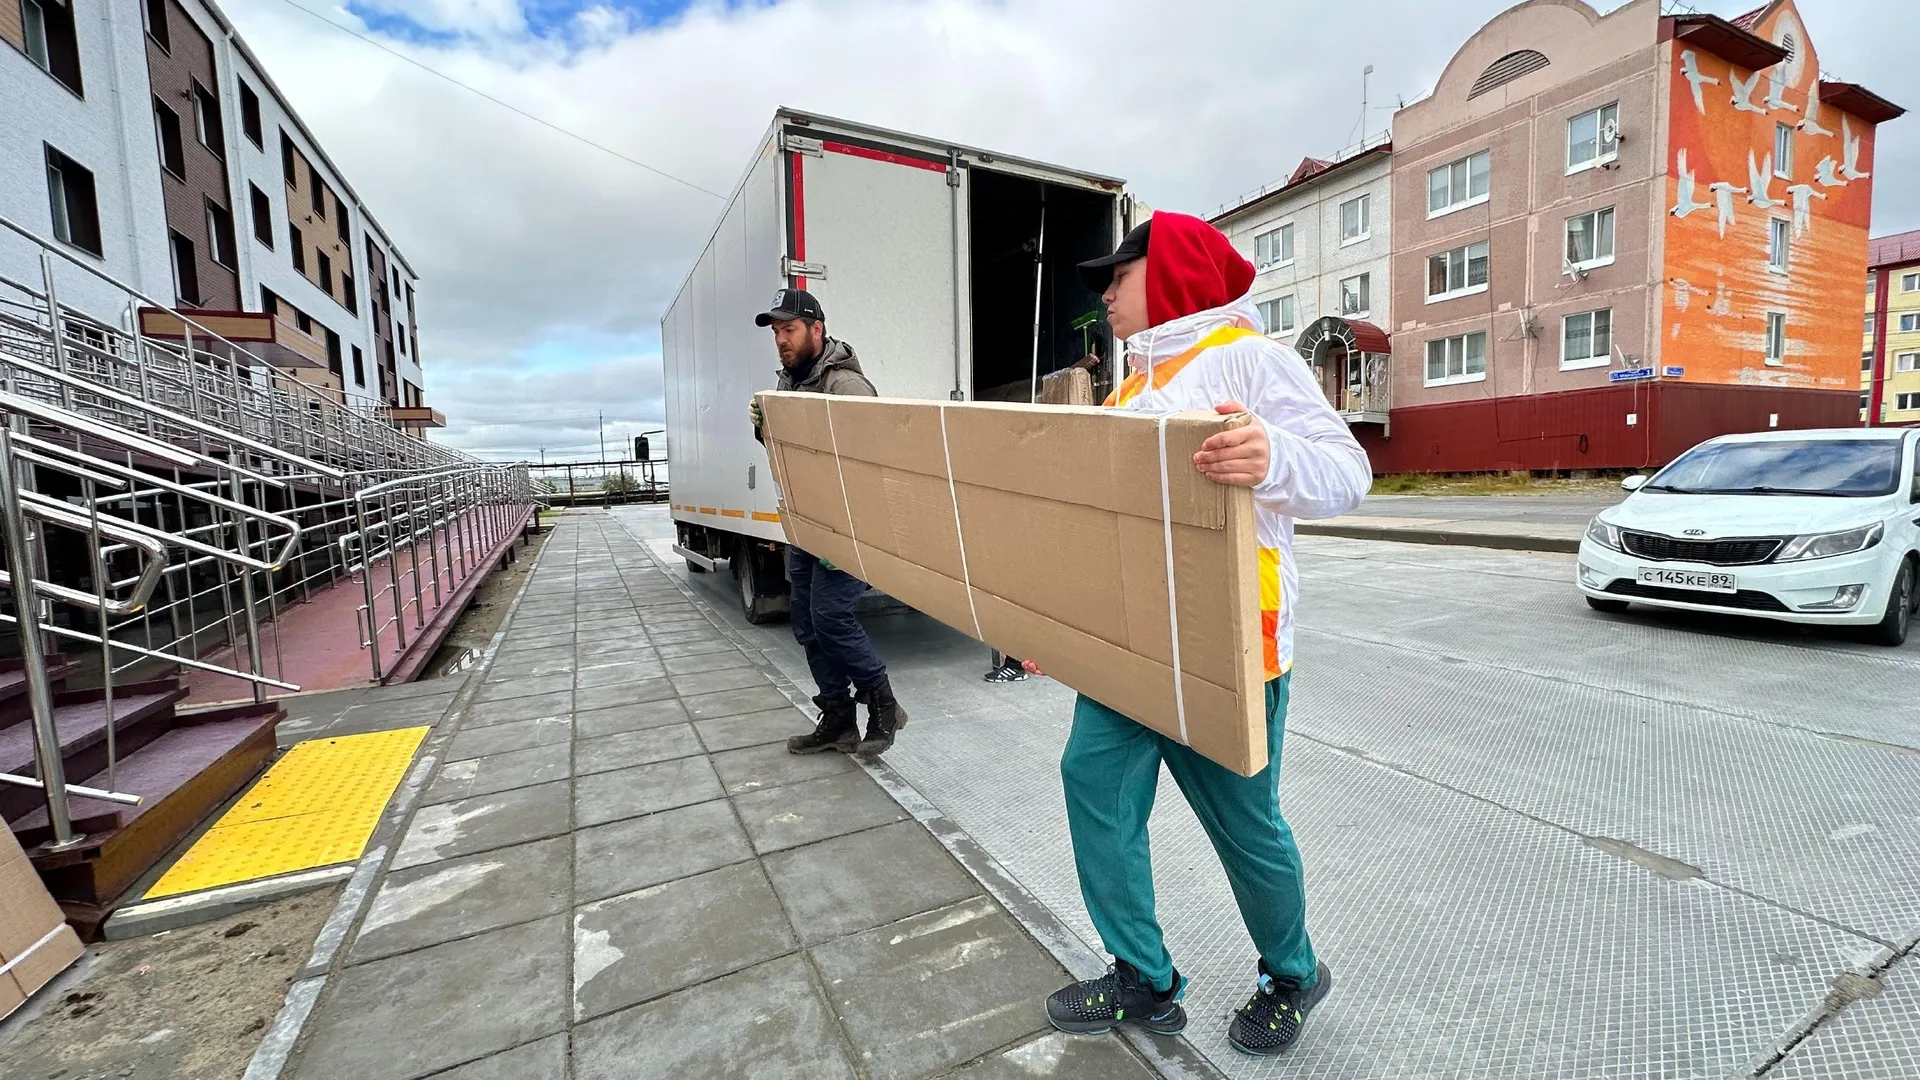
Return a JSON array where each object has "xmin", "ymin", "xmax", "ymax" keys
[{"xmin": 1638, "ymin": 567, "xmax": 1736, "ymax": 594}]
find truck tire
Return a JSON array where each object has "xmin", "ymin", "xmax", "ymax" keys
[{"xmin": 736, "ymin": 544, "xmax": 785, "ymax": 625}]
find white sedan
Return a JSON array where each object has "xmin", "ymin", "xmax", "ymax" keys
[{"xmin": 1577, "ymin": 428, "xmax": 1920, "ymax": 646}]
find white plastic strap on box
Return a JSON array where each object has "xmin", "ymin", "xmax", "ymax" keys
[
  {"xmin": 1155, "ymin": 413, "xmax": 1190, "ymax": 747},
  {"xmin": 821, "ymin": 397, "xmax": 868, "ymax": 581},
  {"xmin": 0, "ymin": 923, "xmax": 66, "ymax": 980},
  {"xmin": 938, "ymin": 405, "xmax": 983, "ymax": 640}
]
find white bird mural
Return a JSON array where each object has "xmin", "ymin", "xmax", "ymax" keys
[
  {"xmin": 1708, "ymin": 181, "xmax": 1745, "ymax": 237},
  {"xmin": 1747, "ymin": 151, "xmax": 1782, "ymax": 208},
  {"xmin": 1680, "ymin": 51, "xmax": 1720, "ymax": 114},
  {"xmin": 1764, "ymin": 72, "xmax": 1799, "ymax": 114},
  {"xmin": 1672, "ymin": 150, "xmax": 1711, "ymax": 218},
  {"xmin": 1841, "ymin": 116, "xmax": 1871, "ymax": 180},
  {"xmin": 1730, "ymin": 70, "xmax": 1768, "ymax": 114},
  {"xmin": 1786, "ymin": 184, "xmax": 1826, "ymax": 237},
  {"xmin": 1799, "ymin": 82, "xmax": 1834, "ymax": 138}
]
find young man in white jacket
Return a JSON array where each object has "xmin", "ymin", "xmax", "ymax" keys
[{"xmin": 1042, "ymin": 212, "xmax": 1371, "ymax": 1056}]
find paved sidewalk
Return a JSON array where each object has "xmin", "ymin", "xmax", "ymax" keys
[
  {"xmin": 271, "ymin": 513, "xmax": 1185, "ymax": 1080},
  {"xmin": 1292, "ymin": 492, "xmax": 1618, "ymax": 553}
]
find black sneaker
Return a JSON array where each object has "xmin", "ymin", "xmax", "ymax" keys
[
  {"xmin": 1046, "ymin": 960, "xmax": 1187, "ymax": 1036},
  {"xmin": 1227, "ymin": 959, "xmax": 1331, "ymax": 1057},
  {"xmin": 984, "ymin": 660, "xmax": 1029, "ymax": 683}
]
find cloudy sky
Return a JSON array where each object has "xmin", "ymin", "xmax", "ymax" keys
[{"xmin": 215, "ymin": 0, "xmax": 1918, "ymax": 463}]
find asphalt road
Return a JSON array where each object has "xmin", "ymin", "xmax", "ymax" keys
[
  {"xmin": 1348, "ymin": 491, "xmax": 1622, "ymax": 526},
  {"xmin": 612, "ymin": 505, "xmax": 1920, "ymax": 1080}
]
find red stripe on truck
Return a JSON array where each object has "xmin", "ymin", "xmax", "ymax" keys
[
  {"xmin": 790, "ymin": 152, "xmax": 807, "ymax": 290},
  {"xmin": 822, "ymin": 140, "xmax": 950, "ymax": 174}
]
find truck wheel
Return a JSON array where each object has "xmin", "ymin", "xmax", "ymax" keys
[
  {"xmin": 736, "ymin": 545, "xmax": 784, "ymax": 625},
  {"xmin": 1865, "ymin": 560, "xmax": 1913, "ymax": 647}
]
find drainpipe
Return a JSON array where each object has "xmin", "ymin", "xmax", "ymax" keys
[{"xmin": 1867, "ymin": 266, "xmax": 1892, "ymax": 426}]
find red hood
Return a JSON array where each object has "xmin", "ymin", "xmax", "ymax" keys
[{"xmin": 1145, "ymin": 212, "xmax": 1256, "ymax": 329}]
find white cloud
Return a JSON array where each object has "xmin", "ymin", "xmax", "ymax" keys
[{"xmin": 216, "ymin": 0, "xmax": 1916, "ymax": 461}]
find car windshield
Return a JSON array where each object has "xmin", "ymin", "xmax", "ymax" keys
[{"xmin": 1645, "ymin": 439, "xmax": 1902, "ymax": 497}]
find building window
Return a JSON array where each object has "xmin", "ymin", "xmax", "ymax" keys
[
  {"xmin": 240, "ymin": 82, "xmax": 263, "ymax": 149},
  {"xmin": 153, "ymin": 98, "xmax": 186, "ymax": 178},
  {"xmin": 343, "ymin": 273, "xmax": 357, "ymax": 315},
  {"xmin": 1866, "ymin": 313, "xmax": 1877, "ymax": 336},
  {"xmin": 294, "ymin": 311, "xmax": 311, "ymax": 335},
  {"xmin": 289, "ymin": 223, "xmax": 305, "ymax": 272},
  {"xmin": 1904, "ymin": 272, "xmax": 1920, "ymax": 292},
  {"xmin": 317, "ymin": 251, "xmax": 333, "ymax": 293},
  {"xmin": 1897, "ymin": 352, "xmax": 1920, "ymax": 373},
  {"xmin": 1255, "ymin": 224, "xmax": 1293, "ymax": 267},
  {"xmin": 280, "ymin": 131, "xmax": 296, "ymax": 186},
  {"xmin": 1768, "ymin": 219, "xmax": 1790, "ymax": 272},
  {"xmin": 169, "ymin": 230, "xmax": 200, "ymax": 306},
  {"xmin": 1902, "ymin": 313, "xmax": 1920, "ymax": 333},
  {"xmin": 1863, "ymin": 350, "xmax": 1875, "ymax": 372},
  {"xmin": 398, "ymin": 324, "xmax": 407, "ymax": 355},
  {"xmin": 1428, "ymin": 151, "xmax": 1491, "ymax": 216},
  {"xmin": 1567, "ymin": 102, "xmax": 1619, "ymax": 173},
  {"xmin": 44, "ymin": 146, "xmax": 102, "ymax": 256},
  {"xmin": 205, "ymin": 199, "xmax": 235, "ymax": 269},
  {"xmin": 144, "ymin": 0, "xmax": 170, "ymax": 50},
  {"xmin": 260, "ymin": 286, "xmax": 277, "ymax": 316},
  {"xmin": 1867, "ymin": 275, "xmax": 1877, "ymax": 295},
  {"xmin": 250, "ymin": 184, "xmax": 273, "ymax": 247},
  {"xmin": 21, "ymin": 0, "xmax": 82, "ymax": 95},
  {"xmin": 1424, "ymin": 331, "xmax": 1487, "ymax": 386},
  {"xmin": 351, "ymin": 346, "xmax": 366, "ymax": 385},
  {"xmin": 393, "ymin": 268, "xmax": 402, "ymax": 298},
  {"xmin": 309, "ymin": 164, "xmax": 326, "ymax": 217},
  {"xmin": 335, "ymin": 206, "xmax": 350, "ymax": 246},
  {"xmin": 1900, "ymin": 393, "xmax": 1920, "ymax": 411},
  {"xmin": 1565, "ymin": 207, "xmax": 1615, "ymax": 269},
  {"xmin": 325, "ymin": 328, "xmax": 342, "ymax": 378},
  {"xmin": 1562, "ymin": 308, "xmax": 1612, "ymax": 368},
  {"xmin": 192, "ymin": 80, "xmax": 223, "ymax": 157},
  {"xmin": 1426, "ymin": 241, "xmax": 1490, "ymax": 301},
  {"xmin": 1258, "ymin": 296, "xmax": 1297, "ymax": 334},
  {"xmin": 1338, "ymin": 195, "xmax": 1370, "ymax": 244},
  {"xmin": 1765, "ymin": 311, "xmax": 1786, "ymax": 365},
  {"xmin": 1339, "ymin": 273, "xmax": 1370, "ymax": 317},
  {"xmin": 1774, "ymin": 123, "xmax": 1794, "ymax": 179}
]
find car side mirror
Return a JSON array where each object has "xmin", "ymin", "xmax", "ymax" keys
[{"xmin": 1621, "ymin": 475, "xmax": 1648, "ymax": 492}]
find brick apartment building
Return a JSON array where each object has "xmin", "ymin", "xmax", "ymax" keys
[{"xmin": 1863, "ymin": 229, "xmax": 1920, "ymax": 426}]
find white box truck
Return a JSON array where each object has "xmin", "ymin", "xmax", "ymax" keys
[{"xmin": 663, "ymin": 108, "xmax": 1134, "ymax": 622}]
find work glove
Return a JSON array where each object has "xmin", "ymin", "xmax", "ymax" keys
[
  {"xmin": 819, "ymin": 558, "xmax": 838, "ymax": 572},
  {"xmin": 749, "ymin": 399, "xmax": 763, "ymax": 430}
]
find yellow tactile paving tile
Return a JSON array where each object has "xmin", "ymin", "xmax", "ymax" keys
[{"xmin": 145, "ymin": 726, "xmax": 429, "ymax": 900}]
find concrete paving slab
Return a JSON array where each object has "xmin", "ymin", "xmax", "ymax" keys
[
  {"xmin": 653, "ymin": 638, "xmax": 740, "ymax": 660},
  {"xmin": 293, "ymin": 915, "xmax": 568, "ymax": 1080},
  {"xmin": 693, "ymin": 708, "xmax": 813, "ymax": 754},
  {"xmin": 649, "ymin": 628, "xmax": 731, "ymax": 647},
  {"xmin": 733, "ymin": 773, "xmax": 911, "ymax": 854},
  {"xmin": 1766, "ymin": 952, "xmax": 1920, "ymax": 1080},
  {"xmin": 574, "ymin": 697, "xmax": 690, "ymax": 739},
  {"xmin": 576, "ymin": 639, "xmax": 658, "ymax": 665},
  {"xmin": 662, "ymin": 650, "xmax": 756, "ymax": 677},
  {"xmin": 572, "ymin": 955, "xmax": 853, "ymax": 1080},
  {"xmin": 765, "ymin": 821, "xmax": 982, "ymax": 945},
  {"xmin": 473, "ymin": 672, "xmax": 573, "ymax": 701},
  {"xmin": 670, "ymin": 666, "xmax": 774, "ymax": 697},
  {"xmin": 444, "ymin": 715, "xmax": 572, "ymax": 762},
  {"xmin": 574, "ymin": 756, "xmax": 724, "ymax": 828},
  {"xmin": 574, "ymin": 673, "xmax": 673, "ymax": 711},
  {"xmin": 351, "ymin": 837, "xmax": 571, "ymax": 963},
  {"xmin": 421, "ymin": 1035, "xmax": 568, "ymax": 1080},
  {"xmin": 684, "ymin": 685, "xmax": 798, "ymax": 721},
  {"xmin": 420, "ymin": 741, "xmax": 572, "ymax": 806},
  {"xmin": 487, "ymin": 645, "xmax": 574, "ymax": 674},
  {"xmin": 571, "ymin": 862, "xmax": 795, "ymax": 1021},
  {"xmin": 575, "ymin": 723, "xmax": 704, "ymax": 775},
  {"xmin": 461, "ymin": 689, "xmax": 574, "ymax": 729},
  {"xmin": 574, "ymin": 799, "xmax": 756, "ymax": 903},
  {"xmin": 710, "ymin": 740, "xmax": 858, "ymax": 795},
  {"xmin": 576, "ymin": 661, "xmax": 665, "ymax": 690},
  {"xmin": 391, "ymin": 781, "xmax": 573, "ymax": 871},
  {"xmin": 950, "ymin": 1032, "xmax": 1162, "ymax": 1080},
  {"xmin": 810, "ymin": 896, "xmax": 1062, "ymax": 1080}
]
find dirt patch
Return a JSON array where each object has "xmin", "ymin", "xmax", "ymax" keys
[
  {"xmin": 1371, "ymin": 473, "xmax": 1624, "ymax": 496},
  {"xmin": 0, "ymin": 887, "xmax": 340, "ymax": 1080},
  {"xmin": 422, "ymin": 526, "xmax": 550, "ymax": 677}
]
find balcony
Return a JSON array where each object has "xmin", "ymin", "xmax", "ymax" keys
[
  {"xmin": 379, "ymin": 405, "xmax": 446, "ymax": 428},
  {"xmin": 1294, "ymin": 315, "xmax": 1391, "ymax": 431}
]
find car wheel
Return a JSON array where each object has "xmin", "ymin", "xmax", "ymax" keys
[
  {"xmin": 1866, "ymin": 560, "xmax": 1914, "ymax": 647},
  {"xmin": 1586, "ymin": 596, "xmax": 1630, "ymax": 615}
]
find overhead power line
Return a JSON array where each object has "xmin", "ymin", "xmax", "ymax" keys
[{"xmin": 260, "ymin": 0, "xmax": 728, "ymax": 200}]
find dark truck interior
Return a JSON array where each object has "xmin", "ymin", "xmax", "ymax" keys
[{"xmin": 967, "ymin": 169, "xmax": 1117, "ymax": 404}]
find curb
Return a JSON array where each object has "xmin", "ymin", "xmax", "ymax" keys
[{"xmin": 1296, "ymin": 521, "xmax": 1581, "ymax": 554}]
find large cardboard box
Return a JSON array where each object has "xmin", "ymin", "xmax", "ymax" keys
[
  {"xmin": 760, "ymin": 392, "xmax": 1268, "ymax": 776},
  {"xmin": 0, "ymin": 826, "xmax": 85, "ymax": 1020}
]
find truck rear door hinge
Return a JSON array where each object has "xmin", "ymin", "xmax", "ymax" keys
[
  {"xmin": 782, "ymin": 257, "xmax": 827, "ymax": 280},
  {"xmin": 780, "ymin": 133, "xmax": 824, "ymax": 157}
]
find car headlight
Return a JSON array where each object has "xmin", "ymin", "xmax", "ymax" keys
[
  {"xmin": 1585, "ymin": 517, "xmax": 1622, "ymax": 551},
  {"xmin": 1776, "ymin": 523, "xmax": 1884, "ymax": 562}
]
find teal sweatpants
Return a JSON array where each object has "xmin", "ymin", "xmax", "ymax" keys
[{"xmin": 1060, "ymin": 675, "xmax": 1316, "ymax": 992}]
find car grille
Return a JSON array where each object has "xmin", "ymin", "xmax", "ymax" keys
[
  {"xmin": 1603, "ymin": 581, "xmax": 1790, "ymax": 612},
  {"xmin": 1619, "ymin": 531, "xmax": 1783, "ymax": 566}
]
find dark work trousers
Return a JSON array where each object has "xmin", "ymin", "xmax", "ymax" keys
[{"xmin": 787, "ymin": 546, "xmax": 886, "ymax": 698}]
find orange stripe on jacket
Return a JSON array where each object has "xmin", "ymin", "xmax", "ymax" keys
[
  {"xmin": 1258, "ymin": 547, "xmax": 1284, "ymax": 678},
  {"xmin": 1103, "ymin": 326, "xmax": 1261, "ymax": 407}
]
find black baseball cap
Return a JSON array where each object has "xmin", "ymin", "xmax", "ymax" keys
[
  {"xmin": 754, "ymin": 288, "xmax": 825, "ymax": 326},
  {"xmin": 1076, "ymin": 220, "xmax": 1151, "ymax": 293}
]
